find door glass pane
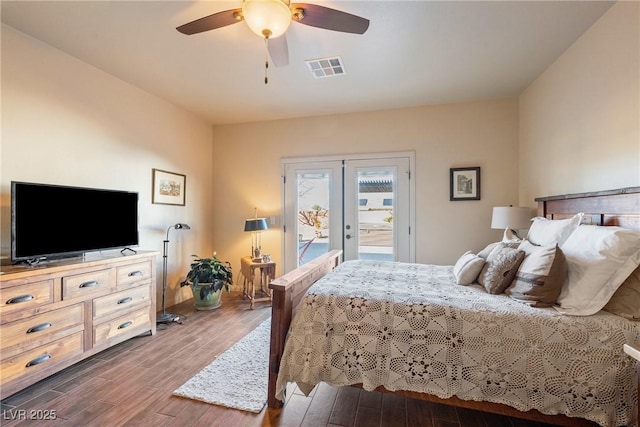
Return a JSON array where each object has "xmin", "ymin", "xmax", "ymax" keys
[
  {"xmin": 357, "ymin": 168, "xmax": 394, "ymax": 261},
  {"xmin": 297, "ymin": 172, "xmax": 330, "ymax": 266}
]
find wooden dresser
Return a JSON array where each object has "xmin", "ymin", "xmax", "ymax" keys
[{"xmin": 0, "ymin": 251, "xmax": 158, "ymax": 397}]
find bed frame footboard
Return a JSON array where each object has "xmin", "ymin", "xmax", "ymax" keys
[{"xmin": 267, "ymin": 249, "xmax": 343, "ymax": 408}]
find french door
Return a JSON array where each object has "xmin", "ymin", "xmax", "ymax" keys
[{"xmin": 282, "ymin": 153, "xmax": 414, "ymax": 273}]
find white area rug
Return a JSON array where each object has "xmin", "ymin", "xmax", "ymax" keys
[{"xmin": 173, "ymin": 318, "xmax": 270, "ymax": 413}]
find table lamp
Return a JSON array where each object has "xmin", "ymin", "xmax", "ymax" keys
[
  {"xmin": 491, "ymin": 206, "xmax": 531, "ymax": 239},
  {"xmin": 244, "ymin": 209, "xmax": 269, "ymax": 261}
]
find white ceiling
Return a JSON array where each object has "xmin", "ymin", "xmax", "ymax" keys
[{"xmin": 1, "ymin": 1, "xmax": 614, "ymax": 126}]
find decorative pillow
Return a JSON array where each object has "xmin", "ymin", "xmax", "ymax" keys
[
  {"xmin": 556, "ymin": 225, "xmax": 640, "ymax": 316},
  {"xmin": 453, "ymin": 251, "xmax": 485, "ymax": 285},
  {"xmin": 477, "ymin": 244, "xmax": 525, "ymax": 294},
  {"xmin": 505, "ymin": 240, "xmax": 567, "ymax": 307},
  {"xmin": 603, "ymin": 265, "xmax": 640, "ymax": 320},
  {"xmin": 478, "ymin": 230, "xmax": 521, "ymax": 260},
  {"xmin": 526, "ymin": 212, "xmax": 583, "ymax": 247},
  {"xmin": 478, "ymin": 242, "xmax": 499, "ymax": 260}
]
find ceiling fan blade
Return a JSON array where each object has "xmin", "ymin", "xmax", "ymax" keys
[
  {"xmin": 290, "ymin": 3, "xmax": 369, "ymax": 35},
  {"xmin": 268, "ymin": 34, "xmax": 289, "ymax": 67},
  {"xmin": 176, "ymin": 8, "xmax": 242, "ymax": 35}
]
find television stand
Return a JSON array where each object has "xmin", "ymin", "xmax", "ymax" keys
[{"xmin": 0, "ymin": 250, "xmax": 159, "ymax": 398}]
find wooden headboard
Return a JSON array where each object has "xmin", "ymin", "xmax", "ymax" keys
[{"xmin": 536, "ymin": 186, "xmax": 640, "ymax": 231}]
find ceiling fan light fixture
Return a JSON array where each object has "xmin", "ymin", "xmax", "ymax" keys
[{"xmin": 242, "ymin": 0, "xmax": 292, "ymax": 39}]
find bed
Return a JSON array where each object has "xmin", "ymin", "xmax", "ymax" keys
[{"xmin": 268, "ymin": 187, "xmax": 640, "ymax": 427}]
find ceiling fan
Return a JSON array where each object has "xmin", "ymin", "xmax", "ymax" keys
[{"xmin": 176, "ymin": 0, "xmax": 370, "ymax": 82}]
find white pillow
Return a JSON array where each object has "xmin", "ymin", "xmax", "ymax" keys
[
  {"xmin": 603, "ymin": 265, "xmax": 640, "ymax": 320},
  {"xmin": 555, "ymin": 225, "xmax": 640, "ymax": 316},
  {"xmin": 478, "ymin": 242, "xmax": 499, "ymax": 260},
  {"xmin": 527, "ymin": 212, "xmax": 583, "ymax": 247},
  {"xmin": 453, "ymin": 251, "xmax": 485, "ymax": 285}
]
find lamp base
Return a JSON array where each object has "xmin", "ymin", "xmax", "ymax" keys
[{"xmin": 156, "ymin": 312, "xmax": 179, "ymax": 324}]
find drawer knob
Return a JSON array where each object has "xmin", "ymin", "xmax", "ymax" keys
[
  {"xmin": 117, "ymin": 297, "xmax": 133, "ymax": 305},
  {"xmin": 27, "ymin": 322, "xmax": 52, "ymax": 334},
  {"xmin": 26, "ymin": 353, "xmax": 51, "ymax": 368},
  {"xmin": 117, "ymin": 321, "xmax": 133, "ymax": 329},
  {"xmin": 6, "ymin": 294, "xmax": 34, "ymax": 304},
  {"xmin": 79, "ymin": 280, "xmax": 99, "ymax": 288},
  {"xmin": 128, "ymin": 271, "xmax": 143, "ymax": 277}
]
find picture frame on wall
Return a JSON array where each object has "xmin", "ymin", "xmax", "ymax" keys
[
  {"xmin": 450, "ymin": 167, "xmax": 481, "ymax": 201},
  {"xmin": 152, "ymin": 168, "xmax": 186, "ymax": 206}
]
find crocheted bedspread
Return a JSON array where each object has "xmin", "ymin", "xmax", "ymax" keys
[{"xmin": 275, "ymin": 260, "xmax": 640, "ymax": 427}]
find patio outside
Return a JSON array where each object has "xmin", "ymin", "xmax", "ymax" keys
[{"xmin": 298, "ymin": 173, "xmax": 394, "ymax": 265}]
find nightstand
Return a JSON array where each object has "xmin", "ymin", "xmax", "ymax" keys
[
  {"xmin": 240, "ymin": 256, "xmax": 276, "ymax": 309},
  {"xmin": 623, "ymin": 343, "xmax": 640, "ymax": 421}
]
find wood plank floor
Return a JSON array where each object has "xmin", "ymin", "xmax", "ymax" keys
[{"xmin": 2, "ymin": 292, "xmax": 566, "ymax": 427}]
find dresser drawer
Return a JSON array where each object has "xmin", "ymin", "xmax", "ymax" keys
[
  {"xmin": 116, "ymin": 261, "xmax": 152, "ymax": 288},
  {"xmin": 1, "ymin": 332, "xmax": 84, "ymax": 385},
  {"xmin": 93, "ymin": 285, "xmax": 150, "ymax": 319},
  {"xmin": 94, "ymin": 308, "xmax": 150, "ymax": 347},
  {"xmin": 1, "ymin": 304, "xmax": 84, "ymax": 357},
  {"xmin": 63, "ymin": 269, "xmax": 111, "ymax": 300},
  {"xmin": 0, "ymin": 280, "xmax": 54, "ymax": 319}
]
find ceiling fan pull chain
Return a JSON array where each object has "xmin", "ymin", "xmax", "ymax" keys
[{"xmin": 264, "ymin": 37, "xmax": 269, "ymax": 84}]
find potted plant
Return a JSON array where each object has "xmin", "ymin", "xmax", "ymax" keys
[{"xmin": 180, "ymin": 253, "xmax": 232, "ymax": 310}]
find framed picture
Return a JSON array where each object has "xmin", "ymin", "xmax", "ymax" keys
[
  {"xmin": 152, "ymin": 169, "xmax": 186, "ymax": 206},
  {"xmin": 450, "ymin": 167, "xmax": 480, "ymax": 201}
]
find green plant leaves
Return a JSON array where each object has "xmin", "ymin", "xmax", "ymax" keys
[{"xmin": 180, "ymin": 253, "xmax": 232, "ymax": 299}]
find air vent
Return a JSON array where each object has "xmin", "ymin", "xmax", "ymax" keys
[{"xmin": 305, "ymin": 56, "xmax": 345, "ymax": 78}]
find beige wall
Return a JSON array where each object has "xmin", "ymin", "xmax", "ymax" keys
[
  {"xmin": 212, "ymin": 99, "xmax": 520, "ymax": 274},
  {"xmin": 1, "ymin": 24, "xmax": 520, "ymax": 307},
  {"xmin": 519, "ymin": 1, "xmax": 640, "ymax": 206},
  {"xmin": 4, "ymin": 1, "xmax": 633, "ymax": 307},
  {"xmin": 1, "ymin": 25, "xmax": 215, "ymax": 309}
]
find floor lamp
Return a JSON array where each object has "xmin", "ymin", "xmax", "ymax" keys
[{"xmin": 157, "ymin": 223, "xmax": 191, "ymax": 324}]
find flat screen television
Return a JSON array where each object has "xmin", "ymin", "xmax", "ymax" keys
[{"xmin": 11, "ymin": 181, "xmax": 139, "ymax": 263}]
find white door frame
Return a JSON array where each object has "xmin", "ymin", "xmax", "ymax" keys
[
  {"xmin": 343, "ymin": 157, "xmax": 411, "ymax": 262},
  {"xmin": 282, "ymin": 160, "xmax": 343, "ymax": 273},
  {"xmin": 281, "ymin": 151, "xmax": 416, "ymax": 273}
]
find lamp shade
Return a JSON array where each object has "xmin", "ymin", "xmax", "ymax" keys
[
  {"xmin": 491, "ymin": 207, "xmax": 531, "ymax": 230},
  {"xmin": 242, "ymin": 0, "xmax": 292, "ymax": 39},
  {"xmin": 244, "ymin": 218, "xmax": 269, "ymax": 232}
]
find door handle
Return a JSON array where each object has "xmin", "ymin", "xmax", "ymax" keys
[{"xmin": 346, "ymin": 235, "xmax": 351, "ymax": 239}]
